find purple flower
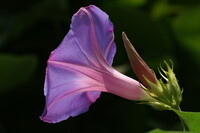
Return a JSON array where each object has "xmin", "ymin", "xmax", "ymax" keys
[{"xmin": 40, "ymin": 5, "xmax": 152, "ymax": 123}]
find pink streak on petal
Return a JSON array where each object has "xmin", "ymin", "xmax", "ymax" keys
[
  {"xmin": 86, "ymin": 91, "xmax": 101, "ymax": 103},
  {"xmin": 47, "ymin": 86, "xmax": 106, "ymax": 110},
  {"xmin": 104, "ymin": 69, "xmax": 150, "ymax": 100},
  {"xmin": 105, "ymin": 35, "xmax": 115, "ymax": 59},
  {"xmin": 48, "ymin": 60, "xmax": 150, "ymax": 101},
  {"xmin": 81, "ymin": 8, "xmax": 112, "ymax": 70}
]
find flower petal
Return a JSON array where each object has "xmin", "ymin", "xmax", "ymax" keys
[
  {"xmin": 49, "ymin": 5, "xmax": 116, "ymax": 69},
  {"xmin": 41, "ymin": 60, "xmax": 151, "ymax": 123},
  {"xmin": 40, "ymin": 5, "xmax": 116, "ymax": 123}
]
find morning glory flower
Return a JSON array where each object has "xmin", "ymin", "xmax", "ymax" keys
[{"xmin": 40, "ymin": 5, "xmax": 152, "ymax": 123}]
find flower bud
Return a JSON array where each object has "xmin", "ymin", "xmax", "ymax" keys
[{"xmin": 122, "ymin": 32, "xmax": 182, "ymax": 110}]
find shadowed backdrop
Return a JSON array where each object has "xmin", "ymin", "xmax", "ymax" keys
[{"xmin": 0, "ymin": 0, "xmax": 200, "ymax": 132}]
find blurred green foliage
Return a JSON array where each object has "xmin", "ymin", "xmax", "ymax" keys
[
  {"xmin": 149, "ymin": 129, "xmax": 189, "ymax": 133},
  {"xmin": 0, "ymin": 54, "xmax": 38, "ymax": 93},
  {"xmin": 172, "ymin": 6, "xmax": 200, "ymax": 66},
  {"xmin": 0, "ymin": 0, "xmax": 200, "ymax": 133}
]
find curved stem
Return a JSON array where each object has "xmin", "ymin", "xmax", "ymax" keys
[{"xmin": 178, "ymin": 107, "xmax": 187, "ymax": 132}]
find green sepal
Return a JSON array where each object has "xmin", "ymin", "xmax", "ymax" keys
[{"xmin": 141, "ymin": 61, "xmax": 182, "ymax": 110}]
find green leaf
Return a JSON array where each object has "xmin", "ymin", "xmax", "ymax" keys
[
  {"xmin": 148, "ymin": 110, "xmax": 200, "ymax": 132},
  {"xmin": 0, "ymin": 54, "xmax": 38, "ymax": 93},
  {"xmin": 172, "ymin": 6, "xmax": 200, "ymax": 66},
  {"xmin": 148, "ymin": 129, "xmax": 189, "ymax": 133},
  {"xmin": 174, "ymin": 110, "xmax": 200, "ymax": 132}
]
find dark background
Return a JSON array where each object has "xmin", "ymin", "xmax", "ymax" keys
[{"xmin": 0, "ymin": 0, "xmax": 200, "ymax": 132}]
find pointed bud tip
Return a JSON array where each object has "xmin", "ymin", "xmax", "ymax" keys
[
  {"xmin": 122, "ymin": 31, "xmax": 126, "ymax": 38},
  {"xmin": 121, "ymin": 32, "xmax": 138, "ymax": 54},
  {"xmin": 121, "ymin": 32, "xmax": 135, "ymax": 53},
  {"xmin": 122, "ymin": 32, "xmax": 129, "ymax": 45}
]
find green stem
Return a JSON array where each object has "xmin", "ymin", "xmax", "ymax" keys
[{"xmin": 178, "ymin": 107, "xmax": 187, "ymax": 132}]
